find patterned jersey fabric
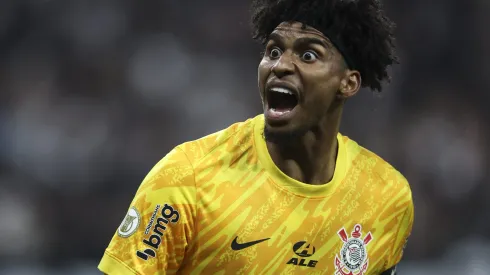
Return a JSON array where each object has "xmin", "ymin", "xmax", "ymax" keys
[{"xmin": 99, "ymin": 114, "xmax": 414, "ymax": 275}]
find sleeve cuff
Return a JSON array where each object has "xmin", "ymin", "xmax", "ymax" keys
[{"xmin": 98, "ymin": 251, "xmax": 138, "ymax": 275}]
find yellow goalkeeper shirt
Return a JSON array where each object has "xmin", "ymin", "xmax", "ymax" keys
[{"xmin": 99, "ymin": 114, "xmax": 414, "ymax": 275}]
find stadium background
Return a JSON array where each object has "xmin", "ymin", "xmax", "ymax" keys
[{"xmin": 0, "ymin": 0, "xmax": 489, "ymax": 274}]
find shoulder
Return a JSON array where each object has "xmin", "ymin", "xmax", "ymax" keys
[
  {"xmin": 341, "ymin": 135, "xmax": 414, "ymax": 270},
  {"xmin": 341, "ymin": 135, "xmax": 412, "ymax": 200},
  {"xmin": 176, "ymin": 116, "xmax": 258, "ymax": 164},
  {"xmin": 143, "ymin": 116, "xmax": 257, "ymax": 192}
]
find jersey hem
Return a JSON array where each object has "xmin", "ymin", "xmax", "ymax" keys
[{"xmin": 98, "ymin": 251, "xmax": 140, "ymax": 275}]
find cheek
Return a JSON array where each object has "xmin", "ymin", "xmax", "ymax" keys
[
  {"xmin": 258, "ymin": 59, "xmax": 271, "ymax": 88},
  {"xmin": 305, "ymin": 76, "xmax": 341, "ymax": 107}
]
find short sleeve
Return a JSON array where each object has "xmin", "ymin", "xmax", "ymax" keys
[
  {"xmin": 98, "ymin": 147, "xmax": 196, "ymax": 275},
  {"xmin": 387, "ymin": 192, "xmax": 414, "ymax": 268}
]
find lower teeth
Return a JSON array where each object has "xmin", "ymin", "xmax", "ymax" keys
[{"xmin": 271, "ymin": 108, "xmax": 290, "ymax": 113}]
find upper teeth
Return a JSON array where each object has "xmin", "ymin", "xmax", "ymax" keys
[{"xmin": 270, "ymin": 87, "xmax": 294, "ymax": 95}]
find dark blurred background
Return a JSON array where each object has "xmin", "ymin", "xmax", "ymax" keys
[{"xmin": 0, "ymin": 0, "xmax": 489, "ymax": 274}]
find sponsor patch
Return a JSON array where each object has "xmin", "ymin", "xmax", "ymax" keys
[
  {"xmin": 117, "ymin": 207, "xmax": 141, "ymax": 238},
  {"xmin": 145, "ymin": 205, "xmax": 161, "ymax": 235},
  {"xmin": 136, "ymin": 203, "xmax": 180, "ymax": 260}
]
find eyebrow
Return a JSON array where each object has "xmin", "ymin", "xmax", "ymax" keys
[
  {"xmin": 268, "ymin": 32, "xmax": 331, "ymax": 50},
  {"xmin": 295, "ymin": 37, "xmax": 331, "ymax": 49}
]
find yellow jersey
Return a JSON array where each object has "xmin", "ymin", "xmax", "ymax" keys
[{"xmin": 98, "ymin": 115, "xmax": 414, "ymax": 275}]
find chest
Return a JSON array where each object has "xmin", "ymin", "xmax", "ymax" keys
[{"xmin": 186, "ymin": 180, "xmax": 396, "ymax": 274}]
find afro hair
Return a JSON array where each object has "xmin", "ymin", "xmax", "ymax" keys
[{"xmin": 251, "ymin": 0, "xmax": 398, "ymax": 91}]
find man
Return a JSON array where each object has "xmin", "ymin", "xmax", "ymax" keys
[{"xmin": 99, "ymin": 0, "xmax": 413, "ymax": 274}]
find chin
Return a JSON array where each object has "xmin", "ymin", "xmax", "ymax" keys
[{"xmin": 263, "ymin": 123, "xmax": 310, "ymax": 145}]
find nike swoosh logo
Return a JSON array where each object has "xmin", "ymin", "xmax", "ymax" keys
[{"xmin": 231, "ymin": 236, "xmax": 270, "ymax": 250}]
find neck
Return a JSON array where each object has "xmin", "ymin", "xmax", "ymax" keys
[{"xmin": 266, "ymin": 104, "xmax": 343, "ymax": 185}]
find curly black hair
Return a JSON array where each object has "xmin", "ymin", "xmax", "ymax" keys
[{"xmin": 251, "ymin": 0, "xmax": 398, "ymax": 91}]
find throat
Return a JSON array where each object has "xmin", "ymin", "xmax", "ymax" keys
[
  {"xmin": 281, "ymin": 158, "xmax": 336, "ymax": 185},
  {"xmin": 264, "ymin": 105, "xmax": 344, "ymax": 185},
  {"xmin": 267, "ymin": 137, "xmax": 338, "ymax": 185}
]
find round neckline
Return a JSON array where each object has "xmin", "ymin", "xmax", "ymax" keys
[{"xmin": 253, "ymin": 115, "xmax": 347, "ymax": 198}]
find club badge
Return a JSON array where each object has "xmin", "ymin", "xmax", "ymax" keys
[{"xmin": 335, "ymin": 224, "xmax": 373, "ymax": 275}]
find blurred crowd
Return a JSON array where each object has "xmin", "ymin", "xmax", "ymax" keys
[{"xmin": 0, "ymin": 0, "xmax": 489, "ymax": 274}]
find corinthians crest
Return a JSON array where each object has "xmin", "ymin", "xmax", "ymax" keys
[{"xmin": 335, "ymin": 224, "xmax": 373, "ymax": 275}]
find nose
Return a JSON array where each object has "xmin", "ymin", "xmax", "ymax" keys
[{"xmin": 271, "ymin": 52, "xmax": 295, "ymax": 78}]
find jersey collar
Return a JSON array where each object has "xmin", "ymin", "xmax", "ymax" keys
[{"xmin": 253, "ymin": 114, "xmax": 347, "ymax": 197}]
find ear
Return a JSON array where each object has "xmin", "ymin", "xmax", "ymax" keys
[{"xmin": 338, "ymin": 70, "xmax": 361, "ymax": 99}]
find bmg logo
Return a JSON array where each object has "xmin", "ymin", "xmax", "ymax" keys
[{"xmin": 136, "ymin": 204, "xmax": 180, "ymax": 261}]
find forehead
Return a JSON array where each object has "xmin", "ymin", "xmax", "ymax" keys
[{"xmin": 270, "ymin": 21, "xmax": 328, "ymax": 41}]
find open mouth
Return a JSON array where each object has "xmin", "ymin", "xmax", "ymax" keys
[{"xmin": 267, "ymin": 87, "xmax": 299, "ymax": 113}]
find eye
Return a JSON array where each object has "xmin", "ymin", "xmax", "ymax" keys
[
  {"xmin": 301, "ymin": 51, "xmax": 318, "ymax": 62},
  {"xmin": 269, "ymin": 47, "xmax": 282, "ymax": 59}
]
